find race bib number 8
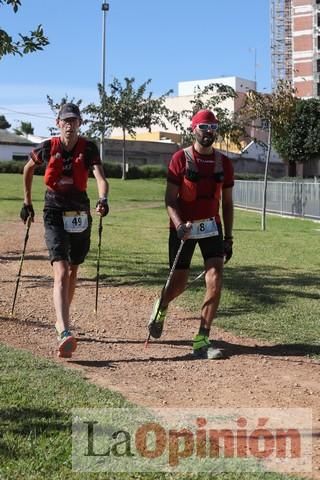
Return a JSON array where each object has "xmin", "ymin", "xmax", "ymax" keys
[
  {"xmin": 189, "ymin": 218, "xmax": 219, "ymax": 240},
  {"xmin": 63, "ymin": 211, "xmax": 88, "ymax": 233}
]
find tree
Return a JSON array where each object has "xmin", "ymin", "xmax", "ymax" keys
[
  {"xmin": 84, "ymin": 77, "xmax": 175, "ymax": 179},
  {"xmin": 272, "ymin": 97, "xmax": 320, "ymax": 168},
  {"xmin": 240, "ymin": 80, "xmax": 297, "ymax": 146},
  {"xmin": 46, "ymin": 95, "xmax": 82, "ymax": 136},
  {"xmin": 13, "ymin": 120, "xmax": 34, "ymax": 136},
  {"xmin": 0, "ymin": 115, "xmax": 11, "ymax": 129},
  {"xmin": 214, "ymin": 106, "xmax": 246, "ymax": 153},
  {"xmin": 239, "ymin": 80, "xmax": 297, "ymax": 230},
  {"xmin": 178, "ymin": 83, "xmax": 246, "ymax": 149},
  {"xmin": 0, "ymin": 0, "xmax": 48, "ymax": 59}
]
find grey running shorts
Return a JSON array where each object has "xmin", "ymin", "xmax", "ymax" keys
[{"xmin": 43, "ymin": 210, "xmax": 92, "ymax": 265}]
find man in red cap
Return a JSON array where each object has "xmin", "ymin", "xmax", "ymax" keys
[{"xmin": 148, "ymin": 109, "xmax": 234, "ymax": 359}]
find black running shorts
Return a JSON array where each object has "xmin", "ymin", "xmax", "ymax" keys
[
  {"xmin": 43, "ymin": 210, "xmax": 92, "ymax": 265},
  {"xmin": 168, "ymin": 223, "xmax": 224, "ymax": 270}
]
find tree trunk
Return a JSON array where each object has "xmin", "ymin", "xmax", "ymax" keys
[
  {"xmin": 122, "ymin": 128, "xmax": 126, "ymax": 180},
  {"xmin": 261, "ymin": 122, "xmax": 272, "ymax": 231},
  {"xmin": 288, "ymin": 162, "xmax": 296, "ymax": 177}
]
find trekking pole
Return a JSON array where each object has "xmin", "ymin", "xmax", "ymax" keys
[
  {"xmin": 145, "ymin": 239, "xmax": 185, "ymax": 347},
  {"xmin": 10, "ymin": 216, "xmax": 32, "ymax": 316},
  {"xmin": 94, "ymin": 216, "xmax": 103, "ymax": 315},
  {"xmin": 183, "ymin": 269, "xmax": 205, "ymax": 293}
]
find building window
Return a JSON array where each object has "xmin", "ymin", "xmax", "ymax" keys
[
  {"xmin": 12, "ymin": 154, "xmax": 28, "ymax": 161},
  {"xmin": 318, "ymin": 36, "xmax": 320, "ymax": 50},
  {"xmin": 317, "ymin": 59, "xmax": 320, "ymax": 72},
  {"xmin": 317, "ymin": 83, "xmax": 320, "ymax": 97}
]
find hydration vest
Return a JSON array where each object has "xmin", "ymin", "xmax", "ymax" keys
[
  {"xmin": 180, "ymin": 146, "xmax": 224, "ymax": 203},
  {"xmin": 44, "ymin": 137, "xmax": 89, "ymax": 192}
]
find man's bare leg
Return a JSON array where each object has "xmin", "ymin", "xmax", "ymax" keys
[{"xmin": 200, "ymin": 257, "xmax": 224, "ymax": 329}]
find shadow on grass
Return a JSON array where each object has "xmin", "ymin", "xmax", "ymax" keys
[
  {"xmin": 3, "ymin": 252, "xmax": 320, "ymax": 337},
  {"xmin": 5, "ymin": 248, "xmax": 318, "ymax": 315},
  {"xmin": 0, "ymin": 407, "xmax": 69, "ymax": 460},
  {"xmin": 224, "ymin": 266, "xmax": 320, "ymax": 304},
  {"xmin": 91, "ymin": 249, "xmax": 317, "ymax": 284},
  {"xmin": 84, "ymin": 261, "xmax": 320, "ymax": 310},
  {"xmin": 75, "ymin": 335, "xmax": 320, "ymax": 362}
]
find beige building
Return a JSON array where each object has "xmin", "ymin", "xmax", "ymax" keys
[
  {"xmin": 111, "ymin": 76, "xmax": 257, "ymax": 154},
  {"xmin": 109, "ymin": 76, "xmax": 286, "ymax": 176},
  {"xmin": 103, "ymin": 137, "xmax": 178, "ymax": 166}
]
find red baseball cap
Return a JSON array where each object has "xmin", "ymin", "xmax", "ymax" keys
[{"xmin": 191, "ymin": 109, "xmax": 218, "ymax": 130}]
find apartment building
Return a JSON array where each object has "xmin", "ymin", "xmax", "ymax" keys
[{"xmin": 271, "ymin": 0, "xmax": 320, "ymax": 97}]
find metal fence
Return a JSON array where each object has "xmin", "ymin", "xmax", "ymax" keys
[{"xmin": 233, "ymin": 180, "xmax": 320, "ymax": 220}]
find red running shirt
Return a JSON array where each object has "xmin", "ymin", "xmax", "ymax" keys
[{"xmin": 167, "ymin": 146, "xmax": 234, "ymax": 225}]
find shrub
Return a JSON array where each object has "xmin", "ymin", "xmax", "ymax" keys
[
  {"xmin": 139, "ymin": 164, "xmax": 167, "ymax": 178},
  {"xmin": 0, "ymin": 161, "xmax": 24, "ymax": 174},
  {"xmin": 101, "ymin": 163, "xmax": 122, "ymax": 178}
]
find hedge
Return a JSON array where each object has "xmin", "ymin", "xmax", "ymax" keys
[
  {"xmin": 0, "ymin": 161, "xmax": 301, "ymax": 181},
  {"xmin": 0, "ymin": 161, "xmax": 167, "ymax": 179}
]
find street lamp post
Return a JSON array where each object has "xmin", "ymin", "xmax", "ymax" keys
[
  {"xmin": 249, "ymin": 47, "xmax": 257, "ymax": 87},
  {"xmin": 100, "ymin": 1, "xmax": 109, "ymax": 162}
]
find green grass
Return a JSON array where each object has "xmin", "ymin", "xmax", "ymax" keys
[
  {"xmin": 0, "ymin": 344, "xmax": 128, "ymax": 480},
  {"xmin": 0, "ymin": 173, "xmax": 317, "ymax": 479}
]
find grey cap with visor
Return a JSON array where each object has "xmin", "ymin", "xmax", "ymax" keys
[{"xmin": 58, "ymin": 103, "xmax": 81, "ymax": 120}]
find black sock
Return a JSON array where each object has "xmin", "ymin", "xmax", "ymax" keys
[{"xmin": 198, "ymin": 326, "xmax": 210, "ymax": 337}]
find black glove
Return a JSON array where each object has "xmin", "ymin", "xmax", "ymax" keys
[
  {"xmin": 223, "ymin": 236, "xmax": 233, "ymax": 264},
  {"xmin": 96, "ymin": 197, "xmax": 109, "ymax": 217},
  {"xmin": 177, "ymin": 223, "xmax": 191, "ymax": 240},
  {"xmin": 20, "ymin": 203, "xmax": 35, "ymax": 224}
]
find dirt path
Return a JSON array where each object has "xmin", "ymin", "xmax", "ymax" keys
[{"xmin": 0, "ymin": 220, "xmax": 319, "ymax": 479}]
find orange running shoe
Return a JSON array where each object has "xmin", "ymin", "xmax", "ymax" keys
[{"xmin": 57, "ymin": 330, "xmax": 77, "ymax": 358}]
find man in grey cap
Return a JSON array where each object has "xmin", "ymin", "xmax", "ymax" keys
[
  {"xmin": 58, "ymin": 103, "xmax": 81, "ymax": 119},
  {"xmin": 20, "ymin": 103, "xmax": 109, "ymax": 358}
]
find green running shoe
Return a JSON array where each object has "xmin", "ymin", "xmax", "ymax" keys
[
  {"xmin": 148, "ymin": 298, "xmax": 168, "ymax": 339},
  {"xmin": 192, "ymin": 334, "xmax": 223, "ymax": 359}
]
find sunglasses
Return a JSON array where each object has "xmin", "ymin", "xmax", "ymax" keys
[{"xmin": 197, "ymin": 123, "xmax": 218, "ymax": 131}]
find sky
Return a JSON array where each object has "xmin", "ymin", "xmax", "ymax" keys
[{"xmin": 0, "ymin": 0, "xmax": 271, "ymax": 137}]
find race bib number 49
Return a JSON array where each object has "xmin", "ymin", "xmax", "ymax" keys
[
  {"xmin": 189, "ymin": 218, "xmax": 219, "ymax": 239},
  {"xmin": 63, "ymin": 211, "xmax": 88, "ymax": 233}
]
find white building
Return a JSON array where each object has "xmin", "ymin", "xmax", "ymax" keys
[
  {"xmin": 0, "ymin": 130, "xmax": 36, "ymax": 162},
  {"xmin": 240, "ymin": 140, "xmax": 283, "ymax": 164}
]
